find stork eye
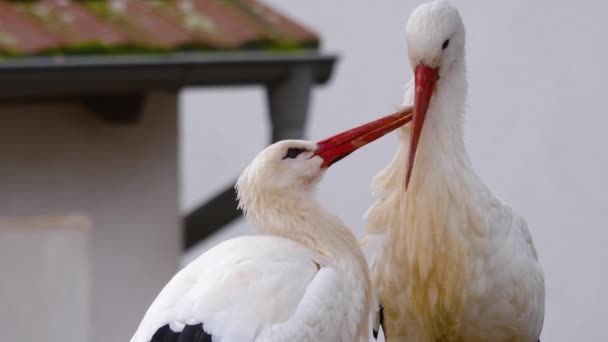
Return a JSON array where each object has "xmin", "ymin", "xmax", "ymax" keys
[
  {"xmin": 283, "ymin": 148, "xmax": 306, "ymax": 159},
  {"xmin": 442, "ymin": 39, "xmax": 450, "ymax": 50}
]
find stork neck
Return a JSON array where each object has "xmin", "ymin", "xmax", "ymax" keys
[{"xmin": 245, "ymin": 192, "xmax": 363, "ymax": 262}]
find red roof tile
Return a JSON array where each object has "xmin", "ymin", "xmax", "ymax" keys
[
  {"xmin": 176, "ymin": 0, "xmax": 270, "ymax": 48},
  {"xmin": 0, "ymin": 1, "xmax": 61, "ymax": 54},
  {"xmin": 21, "ymin": 0, "xmax": 129, "ymax": 47},
  {"xmin": 236, "ymin": 0, "xmax": 318, "ymax": 45},
  {"xmin": 88, "ymin": 0, "xmax": 195, "ymax": 49}
]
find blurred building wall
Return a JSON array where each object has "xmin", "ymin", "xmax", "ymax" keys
[
  {"xmin": 181, "ymin": 1, "xmax": 608, "ymax": 341},
  {"xmin": 0, "ymin": 215, "xmax": 90, "ymax": 342},
  {"xmin": 0, "ymin": 94, "xmax": 179, "ymax": 342}
]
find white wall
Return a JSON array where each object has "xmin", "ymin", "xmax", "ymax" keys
[
  {"xmin": 181, "ymin": 1, "xmax": 608, "ymax": 341},
  {"xmin": 0, "ymin": 215, "xmax": 90, "ymax": 342},
  {"xmin": 0, "ymin": 96, "xmax": 180, "ymax": 342}
]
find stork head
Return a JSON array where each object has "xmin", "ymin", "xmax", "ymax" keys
[
  {"xmin": 236, "ymin": 110, "xmax": 411, "ymax": 214},
  {"xmin": 406, "ymin": 0, "xmax": 465, "ymax": 78},
  {"xmin": 237, "ymin": 140, "xmax": 322, "ymax": 201},
  {"xmin": 404, "ymin": 0, "xmax": 465, "ymax": 188}
]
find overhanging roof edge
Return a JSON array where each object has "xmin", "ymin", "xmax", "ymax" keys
[{"xmin": 0, "ymin": 52, "xmax": 339, "ymax": 98}]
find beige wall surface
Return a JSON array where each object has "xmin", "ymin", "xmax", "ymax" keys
[
  {"xmin": 0, "ymin": 215, "xmax": 91, "ymax": 342},
  {"xmin": 0, "ymin": 94, "xmax": 180, "ymax": 342}
]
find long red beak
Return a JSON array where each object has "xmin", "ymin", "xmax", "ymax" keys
[
  {"xmin": 313, "ymin": 108, "xmax": 413, "ymax": 168},
  {"xmin": 405, "ymin": 64, "xmax": 438, "ymax": 189}
]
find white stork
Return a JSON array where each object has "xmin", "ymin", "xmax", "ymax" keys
[
  {"xmin": 364, "ymin": 1, "xmax": 545, "ymax": 341},
  {"xmin": 130, "ymin": 110, "xmax": 411, "ymax": 342}
]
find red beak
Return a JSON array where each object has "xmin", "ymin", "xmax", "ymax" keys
[
  {"xmin": 405, "ymin": 64, "xmax": 438, "ymax": 189},
  {"xmin": 313, "ymin": 108, "xmax": 413, "ymax": 168}
]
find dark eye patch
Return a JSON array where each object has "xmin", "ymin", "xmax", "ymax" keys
[
  {"xmin": 283, "ymin": 148, "xmax": 306, "ymax": 159},
  {"xmin": 442, "ymin": 39, "xmax": 450, "ymax": 50}
]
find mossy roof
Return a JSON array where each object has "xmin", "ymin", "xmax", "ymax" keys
[{"xmin": 0, "ymin": 0, "xmax": 320, "ymax": 58}]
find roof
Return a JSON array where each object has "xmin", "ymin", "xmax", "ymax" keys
[
  {"xmin": 0, "ymin": 0, "xmax": 319, "ymax": 57},
  {"xmin": 0, "ymin": 0, "xmax": 337, "ymax": 100}
]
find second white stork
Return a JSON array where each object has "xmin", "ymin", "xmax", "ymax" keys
[
  {"xmin": 364, "ymin": 1, "xmax": 545, "ymax": 341},
  {"xmin": 130, "ymin": 110, "xmax": 411, "ymax": 342}
]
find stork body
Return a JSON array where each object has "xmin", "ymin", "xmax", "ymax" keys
[
  {"xmin": 365, "ymin": 2, "xmax": 544, "ymax": 341},
  {"xmin": 130, "ymin": 111, "xmax": 411, "ymax": 342}
]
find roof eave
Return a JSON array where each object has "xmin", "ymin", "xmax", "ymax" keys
[{"xmin": 0, "ymin": 51, "xmax": 338, "ymax": 98}]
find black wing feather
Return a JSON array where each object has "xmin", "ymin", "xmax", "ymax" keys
[
  {"xmin": 151, "ymin": 325, "xmax": 179, "ymax": 342},
  {"xmin": 151, "ymin": 324, "xmax": 212, "ymax": 342},
  {"xmin": 373, "ymin": 304, "xmax": 385, "ymax": 340},
  {"xmin": 177, "ymin": 324, "xmax": 212, "ymax": 342}
]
